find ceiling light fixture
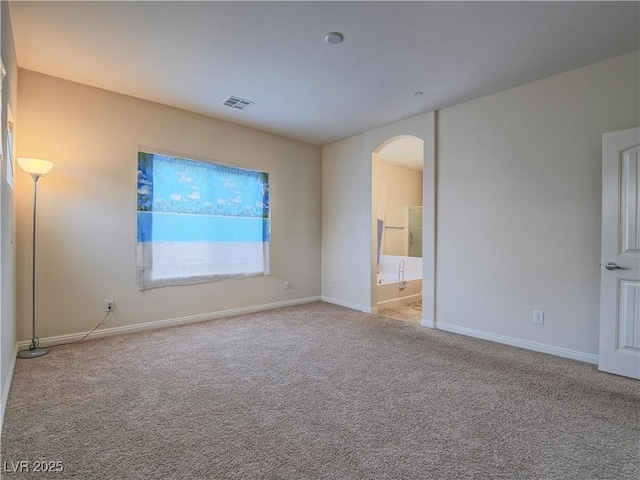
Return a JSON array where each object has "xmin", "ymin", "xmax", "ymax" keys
[{"xmin": 324, "ymin": 32, "xmax": 344, "ymax": 45}]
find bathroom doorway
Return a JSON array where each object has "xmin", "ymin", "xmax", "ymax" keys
[{"xmin": 371, "ymin": 136, "xmax": 424, "ymax": 322}]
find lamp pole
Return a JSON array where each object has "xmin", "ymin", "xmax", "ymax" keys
[{"xmin": 17, "ymin": 158, "xmax": 53, "ymax": 359}]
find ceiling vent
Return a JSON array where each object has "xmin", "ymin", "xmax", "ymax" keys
[{"xmin": 222, "ymin": 95, "xmax": 254, "ymax": 111}]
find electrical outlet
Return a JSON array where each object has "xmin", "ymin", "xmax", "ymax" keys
[
  {"xmin": 284, "ymin": 280, "xmax": 291, "ymax": 290},
  {"xmin": 533, "ymin": 310, "xmax": 544, "ymax": 325},
  {"xmin": 104, "ymin": 299, "xmax": 115, "ymax": 312}
]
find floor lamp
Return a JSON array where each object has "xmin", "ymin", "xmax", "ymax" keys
[{"xmin": 17, "ymin": 157, "xmax": 54, "ymax": 359}]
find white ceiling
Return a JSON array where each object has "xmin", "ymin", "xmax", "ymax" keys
[
  {"xmin": 378, "ymin": 137, "xmax": 424, "ymax": 172},
  {"xmin": 8, "ymin": 1, "xmax": 640, "ymax": 146}
]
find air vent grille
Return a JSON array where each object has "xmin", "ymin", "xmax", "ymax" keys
[{"xmin": 222, "ymin": 96, "xmax": 254, "ymax": 110}]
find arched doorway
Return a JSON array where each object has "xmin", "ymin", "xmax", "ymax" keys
[{"xmin": 371, "ymin": 135, "xmax": 424, "ymax": 322}]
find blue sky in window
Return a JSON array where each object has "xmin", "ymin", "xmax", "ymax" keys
[{"xmin": 137, "ymin": 153, "xmax": 269, "ymax": 218}]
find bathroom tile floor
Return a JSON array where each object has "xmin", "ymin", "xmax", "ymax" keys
[{"xmin": 377, "ymin": 301, "xmax": 422, "ymax": 323}]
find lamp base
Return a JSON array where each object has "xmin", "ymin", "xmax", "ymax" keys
[{"xmin": 17, "ymin": 347, "xmax": 49, "ymax": 359}]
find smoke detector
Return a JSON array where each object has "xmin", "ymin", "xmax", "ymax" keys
[{"xmin": 222, "ymin": 96, "xmax": 254, "ymax": 110}]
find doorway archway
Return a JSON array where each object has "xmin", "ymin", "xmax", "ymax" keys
[{"xmin": 371, "ymin": 135, "xmax": 424, "ymax": 322}]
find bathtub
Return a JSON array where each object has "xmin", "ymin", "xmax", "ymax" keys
[
  {"xmin": 376, "ymin": 272, "xmax": 421, "ymax": 285},
  {"xmin": 376, "ymin": 255, "xmax": 422, "ymax": 309}
]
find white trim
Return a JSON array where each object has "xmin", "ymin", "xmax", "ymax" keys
[
  {"xmin": 1, "ymin": 343, "xmax": 19, "ymax": 434},
  {"xmin": 420, "ymin": 318, "xmax": 436, "ymax": 329},
  {"xmin": 436, "ymin": 322, "xmax": 599, "ymax": 365},
  {"xmin": 18, "ymin": 297, "xmax": 321, "ymax": 349},
  {"xmin": 321, "ymin": 296, "xmax": 372, "ymax": 313}
]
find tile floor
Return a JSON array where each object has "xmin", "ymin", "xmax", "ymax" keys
[{"xmin": 377, "ymin": 301, "xmax": 422, "ymax": 323}]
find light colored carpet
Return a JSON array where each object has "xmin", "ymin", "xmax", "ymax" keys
[{"xmin": 1, "ymin": 302, "xmax": 638, "ymax": 479}]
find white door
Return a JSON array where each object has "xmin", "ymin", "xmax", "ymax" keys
[{"xmin": 599, "ymin": 128, "xmax": 640, "ymax": 379}]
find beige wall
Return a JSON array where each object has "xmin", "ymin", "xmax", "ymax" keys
[
  {"xmin": 372, "ymin": 159, "xmax": 422, "ymax": 256},
  {"xmin": 15, "ymin": 71, "xmax": 322, "ymax": 341},
  {"xmin": 321, "ymin": 134, "xmax": 369, "ymax": 310},
  {"xmin": 322, "ymin": 52, "xmax": 638, "ymax": 359},
  {"xmin": 321, "ymin": 112, "xmax": 436, "ymax": 314},
  {"xmin": 1, "ymin": 1, "xmax": 19, "ymax": 428},
  {"xmin": 436, "ymin": 51, "xmax": 640, "ymax": 356}
]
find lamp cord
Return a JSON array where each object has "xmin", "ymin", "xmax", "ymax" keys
[{"xmin": 44, "ymin": 310, "xmax": 112, "ymax": 350}]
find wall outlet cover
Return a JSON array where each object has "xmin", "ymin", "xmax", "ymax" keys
[{"xmin": 533, "ymin": 310, "xmax": 544, "ymax": 325}]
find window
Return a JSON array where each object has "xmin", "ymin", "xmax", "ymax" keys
[{"xmin": 136, "ymin": 151, "xmax": 270, "ymax": 289}]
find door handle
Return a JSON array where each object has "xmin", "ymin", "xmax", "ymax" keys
[{"xmin": 605, "ymin": 262, "xmax": 624, "ymax": 271}]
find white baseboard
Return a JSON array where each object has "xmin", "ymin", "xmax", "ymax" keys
[
  {"xmin": 1, "ymin": 343, "xmax": 19, "ymax": 434},
  {"xmin": 435, "ymin": 322, "xmax": 598, "ymax": 365},
  {"xmin": 420, "ymin": 318, "xmax": 436, "ymax": 329},
  {"xmin": 321, "ymin": 296, "xmax": 372, "ymax": 313},
  {"xmin": 18, "ymin": 296, "xmax": 322, "ymax": 349}
]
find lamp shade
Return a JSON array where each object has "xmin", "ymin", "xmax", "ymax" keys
[{"xmin": 17, "ymin": 157, "xmax": 54, "ymax": 176}]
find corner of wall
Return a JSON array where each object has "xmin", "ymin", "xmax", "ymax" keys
[
  {"xmin": 0, "ymin": 0, "xmax": 19, "ymax": 435},
  {"xmin": 0, "ymin": 343, "xmax": 18, "ymax": 433}
]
